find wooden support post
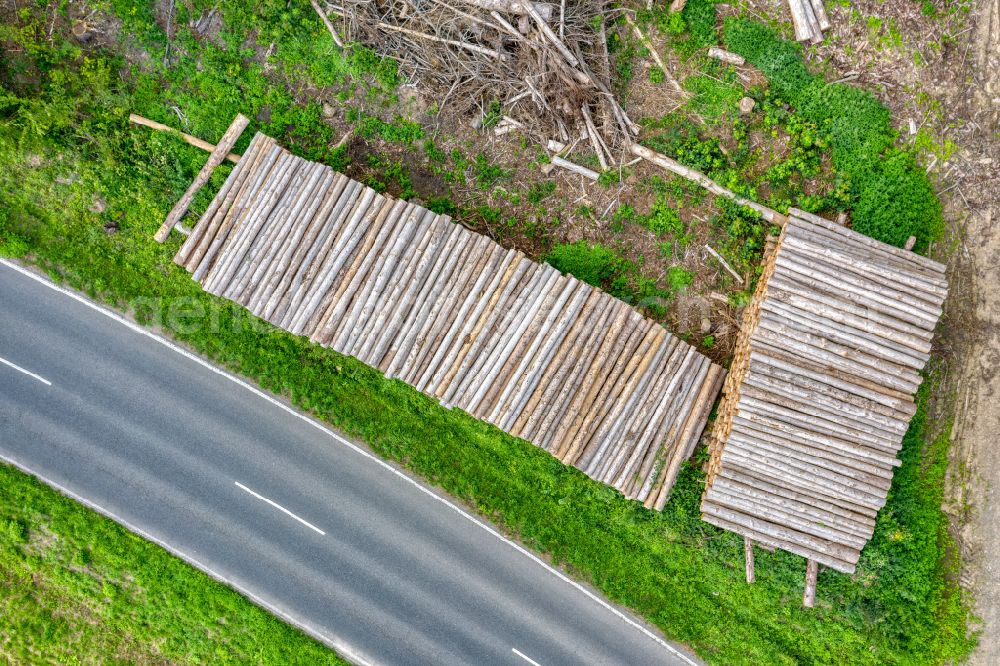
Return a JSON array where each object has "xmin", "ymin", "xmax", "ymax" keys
[
  {"xmin": 154, "ymin": 114, "xmax": 250, "ymax": 243},
  {"xmin": 744, "ymin": 537, "xmax": 755, "ymax": 583},
  {"xmin": 803, "ymin": 558, "xmax": 818, "ymax": 607}
]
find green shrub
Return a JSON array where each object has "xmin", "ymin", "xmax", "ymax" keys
[
  {"xmin": 544, "ymin": 241, "xmax": 628, "ymax": 289},
  {"xmin": 679, "ymin": 0, "xmax": 719, "ymax": 55},
  {"xmin": 723, "ymin": 18, "xmax": 942, "ymax": 250}
]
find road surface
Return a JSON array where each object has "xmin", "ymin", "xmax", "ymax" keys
[{"xmin": 0, "ymin": 259, "xmax": 696, "ymax": 666}]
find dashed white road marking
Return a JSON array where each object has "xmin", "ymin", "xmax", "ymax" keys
[
  {"xmin": 512, "ymin": 647, "xmax": 543, "ymax": 666},
  {"xmin": 0, "ymin": 355, "xmax": 52, "ymax": 386},
  {"xmin": 0, "ymin": 257, "xmax": 699, "ymax": 666},
  {"xmin": 235, "ymin": 481, "xmax": 326, "ymax": 535}
]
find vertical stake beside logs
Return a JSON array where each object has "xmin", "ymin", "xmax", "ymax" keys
[
  {"xmin": 154, "ymin": 113, "xmax": 251, "ymax": 243},
  {"xmin": 744, "ymin": 537, "xmax": 755, "ymax": 584},
  {"xmin": 803, "ymin": 558, "xmax": 818, "ymax": 607}
]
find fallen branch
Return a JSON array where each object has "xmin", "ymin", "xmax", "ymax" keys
[
  {"xmin": 581, "ymin": 105, "xmax": 609, "ymax": 170},
  {"xmin": 333, "ymin": 128, "xmax": 354, "ymax": 150},
  {"xmin": 624, "ymin": 14, "xmax": 685, "ymax": 95},
  {"xmin": 129, "ymin": 113, "xmax": 241, "ymax": 163},
  {"xmin": 704, "ymin": 244, "xmax": 743, "ymax": 283},
  {"xmin": 374, "ymin": 20, "xmax": 506, "ymax": 59},
  {"xmin": 521, "ymin": 0, "xmax": 579, "ymax": 67},
  {"xmin": 551, "ymin": 155, "xmax": 599, "ymax": 181},
  {"xmin": 629, "ymin": 142, "xmax": 786, "ymax": 225},
  {"xmin": 310, "ymin": 0, "xmax": 344, "ymax": 48}
]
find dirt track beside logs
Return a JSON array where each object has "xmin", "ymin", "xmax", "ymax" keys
[{"xmin": 948, "ymin": 0, "xmax": 1000, "ymax": 656}]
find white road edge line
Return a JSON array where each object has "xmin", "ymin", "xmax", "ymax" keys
[
  {"xmin": 235, "ymin": 481, "xmax": 326, "ymax": 535},
  {"xmin": 0, "ymin": 451, "xmax": 377, "ymax": 666},
  {"xmin": 0, "ymin": 258, "xmax": 699, "ymax": 666},
  {"xmin": 0, "ymin": 355, "xmax": 52, "ymax": 386},
  {"xmin": 512, "ymin": 647, "xmax": 543, "ymax": 666}
]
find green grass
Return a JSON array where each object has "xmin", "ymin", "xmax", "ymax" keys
[
  {"xmin": 0, "ymin": 465, "xmax": 349, "ymax": 664},
  {"xmin": 0, "ymin": 2, "xmax": 975, "ymax": 664}
]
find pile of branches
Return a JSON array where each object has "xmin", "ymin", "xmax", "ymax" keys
[{"xmin": 320, "ymin": 0, "xmax": 641, "ymax": 165}]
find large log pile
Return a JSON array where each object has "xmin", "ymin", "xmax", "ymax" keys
[
  {"xmin": 702, "ymin": 209, "xmax": 947, "ymax": 576},
  {"xmin": 176, "ymin": 131, "xmax": 725, "ymax": 508}
]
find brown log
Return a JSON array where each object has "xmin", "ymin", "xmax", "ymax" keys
[
  {"xmin": 788, "ymin": 208, "xmax": 945, "ymax": 273},
  {"xmin": 351, "ymin": 208, "xmax": 440, "ymax": 361},
  {"xmin": 408, "ymin": 238, "xmax": 501, "ymax": 388},
  {"xmin": 784, "ymin": 214, "xmax": 946, "ymax": 284},
  {"xmin": 303, "ymin": 195, "xmax": 400, "ymax": 341},
  {"xmin": 503, "ymin": 286, "xmax": 597, "ymax": 434},
  {"xmin": 774, "ymin": 256, "xmax": 940, "ymax": 330},
  {"xmin": 558, "ymin": 313, "xmax": 645, "ymax": 463},
  {"xmin": 275, "ymin": 179, "xmax": 365, "ymax": 330},
  {"xmin": 392, "ymin": 235, "xmax": 488, "ymax": 382},
  {"xmin": 203, "ymin": 151, "xmax": 297, "ymax": 294},
  {"xmin": 382, "ymin": 229, "xmax": 477, "ymax": 378},
  {"xmin": 331, "ymin": 203, "xmax": 421, "ymax": 352},
  {"xmin": 711, "ymin": 475, "xmax": 875, "ymax": 539},
  {"xmin": 716, "ymin": 467, "xmax": 876, "ymax": 529},
  {"xmin": 781, "ymin": 230, "xmax": 947, "ymax": 299},
  {"xmin": 297, "ymin": 190, "xmax": 394, "ymax": 336},
  {"xmin": 488, "ymin": 280, "xmax": 586, "ymax": 426},
  {"xmin": 788, "ymin": 0, "xmax": 816, "ymax": 42},
  {"xmin": 745, "ymin": 538, "xmax": 755, "ymax": 584},
  {"xmin": 702, "ymin": 502, "xmax": 861, "ymax": 564},
  {"xmin": 432, "ymin": 256, "xmax": 531, "ymax": 398},
  {"xmin": 261, "ymin": 174, "xmax": 351, "ymax": 323},
  {"xmin": 179, "ymin": 135, "xmax": 266, "ymax": 272},
  {"xmin": 520, "ymin": 295, "xmax": 616, "ymax": 443},
  {"xmin": 765, "ymin": 281, "xmax": 933, "ymax": 352},
  {"xmin": 708, "ymin": 485, "xmax": 872, "ymax": 549},
  {"xmin": 155, "ymin": 113, "xmax": 250, "ymax": 242},
  {"xmin": 190, "ymin": 142, "xmax": 281, "ymax": 281},
  {"xmin": 700, "ymin": 511, "xmax": 856, "ymax": 573},
  {"xmin": 369, "ymin": 217, "xmax": 454, "ymax": 368},
  {"xmin": 548, "ymin": 304, "xmax": 631, "ymax": 456},
  {"xmin": 707, "ymin": 47, "xmax": 745, "ymax": 66},
  {"xmin": 454, "ymin": 268, "xmax": 560, "ymax": 411},
  {"xmin": 585, "ymin": 330, "xmax": 671, "ymax": 479},
  {"xmin": 753, "ymin": 319, "xmax": 922, "ymax": 394}
]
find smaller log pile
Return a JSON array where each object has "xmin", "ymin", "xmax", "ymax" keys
[
  {"xmin": 702, "ymin": 209, "xmax": 947, "ymax": 585},
  {"xmin": 174, "ymin": 131, "xmax": 725, "ymax": 508},
  {"xmin": 788, "ymin": 0, "xmax": 831, "ymax": 43}
]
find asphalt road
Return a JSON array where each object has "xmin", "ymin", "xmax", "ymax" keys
[{"xmin": 0, "ymin": 260, "xmax": 696, "ymax": 666}]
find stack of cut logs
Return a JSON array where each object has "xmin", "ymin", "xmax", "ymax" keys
[
  {"xmin": 789, "ymin": 0, "xmax": 831, "ymax": 43},
  {"xmin": 702, "ymin": 209, "xmax": 947, "ymax": 574},
  {"xmin": 176, "ymin": 132, "xmax": 725, "ymax": 508}
]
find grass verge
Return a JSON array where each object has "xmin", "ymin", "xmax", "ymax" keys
[{"xmin": 0, "ymin": 464, "xmax": 348, "ymax": 664}]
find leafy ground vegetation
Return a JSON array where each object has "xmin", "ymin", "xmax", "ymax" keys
[
  {"xmin": 0, "ymin": 465, "xmax": 349, "ymax": 665},
  {"xmin": 0, "ymin": 0, "xmax": 974, "ymax": 663}
]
